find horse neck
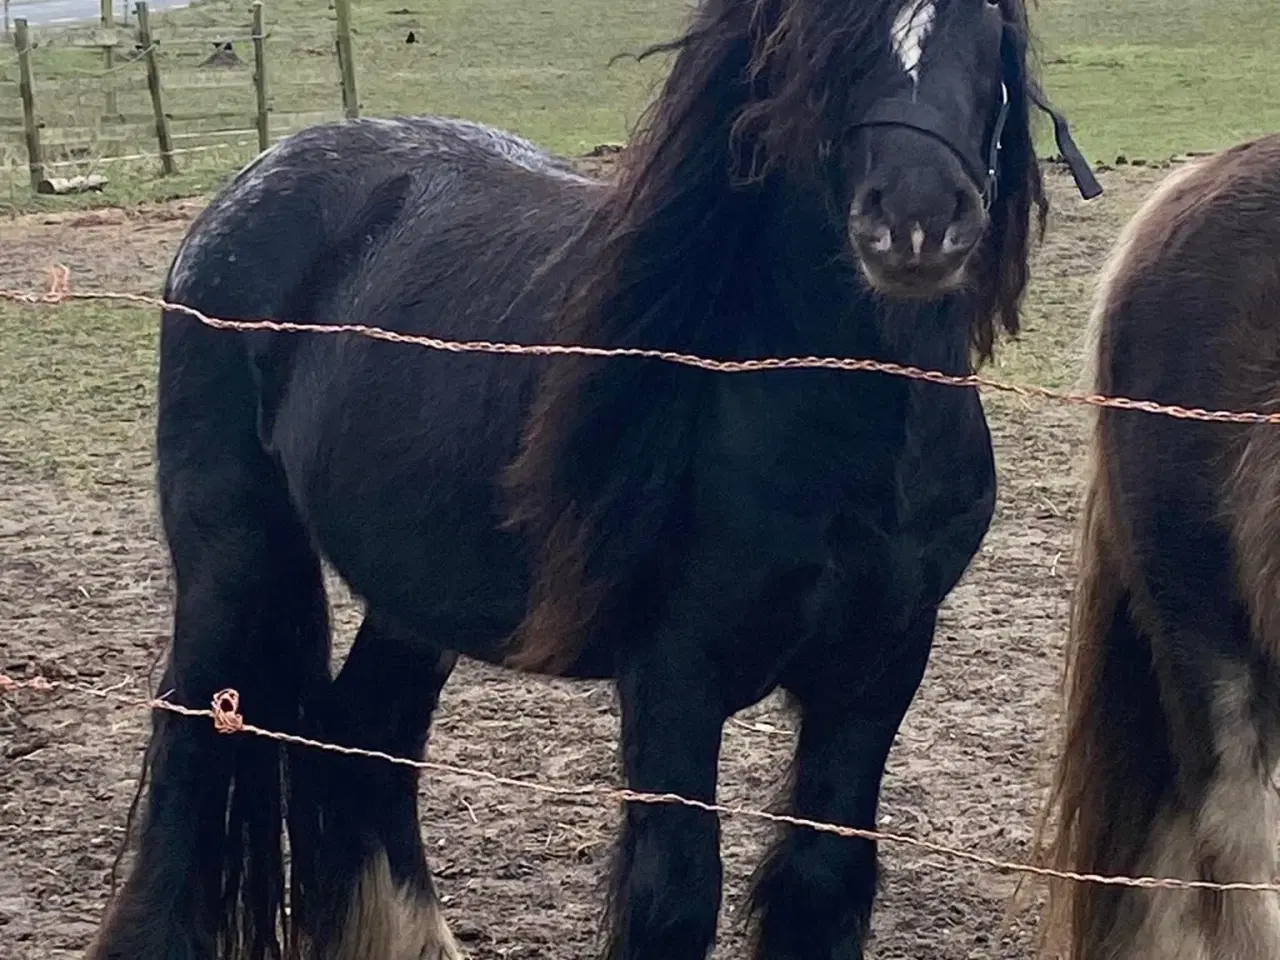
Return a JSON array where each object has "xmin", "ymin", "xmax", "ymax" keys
[
  {"xmin": 733, "ymin": 180, "xmax": 971, "ymax": 376},
  {"xmin": 745, "ymin": 181, "xmax": 860, "ymax": 346}
]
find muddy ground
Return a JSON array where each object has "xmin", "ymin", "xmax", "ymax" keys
[{"xmin": 1, "ymin": 161, "xmax": 1172, "ymax": 959}]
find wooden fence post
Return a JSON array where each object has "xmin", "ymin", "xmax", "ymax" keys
[
  {"xmin": 251, "ymin": 1, "xmax": 268, "ymax": 151},
  {"xmin": 100, "ymin": 0, "xmax": 117, "ymax": 117},
  {"xmin": 13, "ymin": 19, "xmax": 42, "ymax": 192},
  {"xmin": 134, "ymin": 2, "xmax": 174, "ymax": 174},
  {"xmin": 333, "ymin": 0, "xmax": 358, "ymax": 119}
]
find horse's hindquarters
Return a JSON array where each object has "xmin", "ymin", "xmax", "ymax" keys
[{"xmin": 1040, "ymin": 139, "xmax": 1280, "ymax": 960}]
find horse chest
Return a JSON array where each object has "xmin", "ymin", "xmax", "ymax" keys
[
  {"xmin": 692, "ymin": 374, "xmax": 994, "ymax": 605},
  {"xmin": 695, "ymin": 375, "xmax": 909, "ymax": 552}
]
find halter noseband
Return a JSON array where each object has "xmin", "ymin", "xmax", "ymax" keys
[
  {"xmin": 849, "ymin": 82, "xmax": 1012, "ymax": 211},
  {"xmin": 844, "ymin": 56, "xmax": 1102, "ymax": 206}
]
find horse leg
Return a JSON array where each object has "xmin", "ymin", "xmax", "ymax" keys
[
  {"xmin": 88, "ymin": 442, "xmax": 330, "ymax": 960},
  {"xmin": 605, "ymin": 635, "xmax": 728, "ymax": 960},
  {"xmin": 288, "ymin": 611, "xmax": 461, "ymax": 960},
  {"xmin": 1110, "ymin": 646, "xmax": 1280, "ymax": 960},
  {"xmin": 746, "ymin": 609, "xmax": 935, "ymax": 960},
  {"xmin": 1044, "ymin": 462, "xmax": 1280, "ymax": 960}
]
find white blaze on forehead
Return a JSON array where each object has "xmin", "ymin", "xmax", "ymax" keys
[{"xmin": 890, "ymin": 0, "xmax": 936, "ymax": 83}]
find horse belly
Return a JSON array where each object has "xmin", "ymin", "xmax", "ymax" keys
[{"xmin": 268, "ymin": 339, "xmax": 536, "ymax": 659}]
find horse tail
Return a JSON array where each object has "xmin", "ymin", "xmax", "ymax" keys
[
  {"xmin": 92, "ymin": 291, "xmax": 333, "ymax": 960},
  {"xmin": 1035, "ymin": 149, "xmax": 1280, "ymax": 959},
  {"xmin": 1033, "ymin": 418, "xmax": 1166, "ymax": 960}
]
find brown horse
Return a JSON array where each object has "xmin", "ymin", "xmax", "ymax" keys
[{"xmin": 1038, "ymin": 133, "xmax": 1280, "ymax": 960}]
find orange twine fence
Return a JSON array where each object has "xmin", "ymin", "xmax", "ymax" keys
[
  {"xmin": 4, "ymin": 266, "xmax": 1280, "ymax": 902},
  {"xmin": 3, "ymin": 265, "xmax": 1280, "ymax": 425},
  {"xmin": 4, "ymin": 673, "xmax": 1280, "ymax": 895}
]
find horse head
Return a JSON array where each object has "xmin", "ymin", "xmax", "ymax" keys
[{"xmin": 733, "ymin": 0, "xmax": 1100, "ymax": 354}]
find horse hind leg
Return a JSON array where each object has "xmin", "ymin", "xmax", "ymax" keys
[
  {"xmin": 88, "ymin": 417, "xmax": 331, "ymax": 960},
  {"xmin": 1122, "ymin": 664, "xmax": 1280, "ymax": 960},
  {"xmin": 288, "ymin": 611, "xmax": 462, "ymax": 960}
]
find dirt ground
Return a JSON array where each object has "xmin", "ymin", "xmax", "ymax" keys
[{"xmin": 0, "ymin": 160, "xmax": 1172, "ymax": 959}]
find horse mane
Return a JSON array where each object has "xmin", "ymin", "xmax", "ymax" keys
[
  {"xmin": 970, "ymin": 0, "xmax": 1048, "ymax": 360},
  {"xmin": 502, "ymin": 0, "xmax": 1049, "ymax": 673}
]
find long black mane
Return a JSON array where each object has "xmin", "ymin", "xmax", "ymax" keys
[{"xmin": 502, "ymin": 0, "xmax": 1048, "ymax": 671}]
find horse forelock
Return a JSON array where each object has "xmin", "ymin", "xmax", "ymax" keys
[{"xmin": 721, "ymin": 0, "xmax": 1035, "ymax": 171}]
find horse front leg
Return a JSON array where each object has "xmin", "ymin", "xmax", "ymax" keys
[
  {"xmin": 747, "ymin": 608, "xmax": 937, "ymax": 960},
  {"xmin": 604, "ymin": 631, "xmax": 729, "ymax": 960}
]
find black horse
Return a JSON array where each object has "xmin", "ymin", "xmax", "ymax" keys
[{"xmin": 90, "ymin": 0, "xmax": 1099, "ymax": 958}]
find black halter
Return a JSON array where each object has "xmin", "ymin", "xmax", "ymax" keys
[
  {"xmin": 852, "ymin": 88, "xmax": 1009, "ymax": 210},
  {"xmin": 845, "ymin": 61, "xmax": 1102, "ymax": 207}
]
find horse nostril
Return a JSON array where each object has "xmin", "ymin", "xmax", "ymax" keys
[{"xmin": 939, "ymin": 189, "xmax": 984, "ymax": 259}]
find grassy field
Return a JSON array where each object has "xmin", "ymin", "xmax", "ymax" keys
[
  {"xmin": 0, "ymin": 0, "xmax": 681, "ymax": 207},
  {"xmin": 0, "ymin": 0, "xmax": 1277, "ymax": 210},
  {"xmin": 1034, "ymin": 0, "xmax": 1278, "ymax": 160},
  {"xmin": 0, "ymin": 0, "xmax": 1272, "ymax": 397}
]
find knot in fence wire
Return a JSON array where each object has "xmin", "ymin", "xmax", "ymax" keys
[{"xmin": 211, "ymin": 688, "xmax": 244, "ymax": 733}]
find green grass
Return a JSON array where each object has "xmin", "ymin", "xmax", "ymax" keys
[
  {"xmin": 0, "ymin": 301, "xmax": 157, "ymax": 487},
  {"xmin": 352, "ymin": 0, "xmax": 678, "ymax": 151},
  {"xmin": 0, "ymin": 0, "xmax": 681, "ymax": 210},
  {"xmin": 1033, "ymin": 0, "xmax": 1280, "ymax": 162},
  {"xmin": 0, "ymin": 0, "xmax": 1277, "ymax": 211}
]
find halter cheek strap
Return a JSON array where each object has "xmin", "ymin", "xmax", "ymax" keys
[{"xmin": 846, "ymin": 82, "xmax": 1101, "ymax": 206}]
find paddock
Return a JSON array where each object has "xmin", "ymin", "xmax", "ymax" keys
[{"xmin": 0, "ymin": 158, "xmax": 1192, "ymax": 959}]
